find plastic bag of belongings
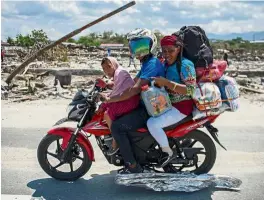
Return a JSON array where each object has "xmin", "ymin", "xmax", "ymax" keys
[
  {"xmin": 192, "ymin": 76, "xmax": 239, "ymax": 120},
  {"xmin": 215, "ymin": 75, "xmax": 239, "ymax": 112}
]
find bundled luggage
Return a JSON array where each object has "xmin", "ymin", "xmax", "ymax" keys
[
  {"xmin": 215, "ymin": 75, "xmax": 239, "ymax": 112},
  {"xmin": 173, "ymin": 26, "xmax": 240, "ymax": 120},
  {"xmin": 193, "ymin": 82, "xmax": 222, "ymax": 111}
]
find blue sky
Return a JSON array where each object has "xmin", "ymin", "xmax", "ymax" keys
[{"xmin": 1, "ymin": 0, "xmax": 264, "ymax": 40}]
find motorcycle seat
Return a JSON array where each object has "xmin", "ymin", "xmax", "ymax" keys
[{"xmin": 163, "ymin": 115, "xmax": 193, "ymax": 131}]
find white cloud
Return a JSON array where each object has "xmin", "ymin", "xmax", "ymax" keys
[
  {"xmin": 46, "ymin": 28, "xmax": 64, "ymax": 40},
  {"xmin": 1, "ymin": 2, "xmax": 18, "ymax": 14},
  {"xmin": 1, "ymin": 0, "xmax": 264, "ymax": 40},
  {"xmin": 151, "ymin": 4, "xmax": 160, "ymax": 12},
  {"xmin": 41, "ymin": 1, "xmax": 80, "ymax": 16},
  {"xmin": 127, "ymin": 7, "xmax": 140, "ymax": 14},
  {"xmin": 169, "ymin": 1, "xmax": 181, "ymax": 8},
  {"xmin": 19, "ymin": 25, "xmax": 32, "ymax": 36},
  {"xmin": 98, "ymin": 8, "xmax": 113, "ymax": 15},
  {"xmin": 114, "ymin": 14, "xmax": 133, "ymax": 25},
  {"xmin": 103, "ymin": 0, "xmax": 123, "ymax": 6},
  {"xmin": 180, "ymin": 11, "xmax": 188, "ymax": 15},
  {"xmin": 155, "ymin": 18, "xmax": 168, "ymax": 27},
  {"xmin": 200, "ymin": 18, "xmax": 264, "ymax": 34},
  {"xmin": 190, "ymin": 0, "xmax": 222, "ymax": 9}
]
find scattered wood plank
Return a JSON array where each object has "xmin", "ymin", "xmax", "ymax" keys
[{"xmin": 11, "ymin": 96, "xmax": 39, "ymax": 103}]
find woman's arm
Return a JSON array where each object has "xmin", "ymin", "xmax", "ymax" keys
[
  {"xmin": 106, "ymin": 78, "xmax": 149, "ymax": 103},
  {"xmin": 166, "ymin": 81, "xmax": 188, "ymax": 95},
  {"xmin": 152, "ymin": 61, "xmax": 196, "ymax": 97},
  {"xmin": 152, "ymin": 77, "xmax": 187, "ymax": 95}
]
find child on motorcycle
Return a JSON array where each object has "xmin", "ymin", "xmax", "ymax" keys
[
  {"xmin": 98, "ymin": 56, "xmax": 140, "ymax": 155},
  {"xmin": 147, "ymin": 35, "xmax": 196, "ymax": 167}
]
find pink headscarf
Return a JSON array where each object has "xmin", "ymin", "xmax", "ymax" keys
[{"xmin": 106, "ymin": 56, "xmax": 120, "ymax": 70}]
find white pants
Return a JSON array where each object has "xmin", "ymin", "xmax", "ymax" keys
[{"xmin": 147, "ymin": 107, "xmax": 186, "ymax": 148}]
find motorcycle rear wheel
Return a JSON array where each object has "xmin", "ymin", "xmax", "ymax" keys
[
  {"xmin": 163, "ymin": 129, "xmax": 216, "ymax": 174},
  {"xmin": 37, "ymin": 134, "xmax": 92, "ymax": 181}
]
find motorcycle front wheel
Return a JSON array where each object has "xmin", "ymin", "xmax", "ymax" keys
[{"xmin": 37, "ymin": 134, "xmax": 92, "ymax": 181}]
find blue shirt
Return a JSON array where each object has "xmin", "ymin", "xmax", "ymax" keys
[
  {"xmin": 136, "ymin": 56, "xmax": 165, "ymax": 81},
  {"xmin": 165, "ymin": 58, "xmax": 195, "ymax": 84},
  {"xmin": 165, "ymin": 58, "xmax": 196, "ymax": 103}
]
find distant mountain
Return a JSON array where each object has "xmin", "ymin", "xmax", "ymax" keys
[{"xmin": 207, "ymin": 31, "xmax": 264, "ymax": 41}]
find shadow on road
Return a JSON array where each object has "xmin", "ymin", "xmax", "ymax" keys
[{"xmin": 26, "ymin": 171, "xmax": 220, "ymax": 200}]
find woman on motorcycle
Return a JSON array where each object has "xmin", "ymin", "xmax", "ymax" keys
[
  {"xmin": 106, "ymin": 28, "xmax": 164, "ymax": 174},
  {"xmin": 147, "ymin": 35, "xmax": 196, "ymax": 167}
]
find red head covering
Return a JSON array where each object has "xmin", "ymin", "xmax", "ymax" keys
[{"xmin": 160, "ymin": 35, "xmax": 177, "ymax": 46}]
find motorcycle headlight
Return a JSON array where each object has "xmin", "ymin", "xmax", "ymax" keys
[{"xmin": 67, "ymin": 105, "xmax": 75, "ymax": 114}]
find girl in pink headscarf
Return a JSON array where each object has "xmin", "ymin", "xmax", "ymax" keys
[{"xmin": 99, "ymin": 57, "xmax": 140, "ymax": 155}]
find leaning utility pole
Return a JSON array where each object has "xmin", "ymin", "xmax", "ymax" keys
[{"xmin": 6, "ymin": 1, "xmax": 136, "ymax": 84}]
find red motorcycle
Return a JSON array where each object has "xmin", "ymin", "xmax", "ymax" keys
[{"xmin": 37, "ymin": 81, "xmax": 226, "ymax": 181}]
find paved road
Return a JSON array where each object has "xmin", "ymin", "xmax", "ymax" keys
[{"xmin": 1, "ymin": 99, "xmax": 264, "ymax": 200}]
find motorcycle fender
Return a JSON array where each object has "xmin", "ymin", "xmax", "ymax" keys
[{"xmin": 47, "ymin": 127, "xmax": 95, "ymax": 161}]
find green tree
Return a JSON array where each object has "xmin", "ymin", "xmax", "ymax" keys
[
  {"xmin": 90, "ymin": 32, "xmax": 97, "ymax": 39},
  {"xmin": 31, "ymin": 29, "xmax": 49, "ymax": 43},
  {"xmin": 24, "ymin": 35, "xmax": 34, "ymax": 47},
  {"xmin": 232, "ymin": 37, "xmax": 243, "ymax": 43},
  {"xmin": 7, "ymin": 37, "xmax": 15, "ymax": 45},
  {"xmin": 66, "ymin": 38, "xmax": 76, "ymax": 43},
  {"xmin": 102, "ymin": 31, "xmax": 113, "ymax": 39},
  {"xmin": 77, "ymin": 35, "xmax": 100, "ymax": 47},
  {"xmin": 14, "ymin": 29, "xmax": 49, "ymax": 47}
]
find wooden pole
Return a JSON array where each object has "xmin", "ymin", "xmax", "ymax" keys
[{"xmin": 6, "ymin": 1, "xmax": 136, "ymax": 84}]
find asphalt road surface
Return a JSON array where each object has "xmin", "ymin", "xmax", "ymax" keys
[{"xmin": 1, "ymin": 98, "xmax": 264, "ymax": 200}]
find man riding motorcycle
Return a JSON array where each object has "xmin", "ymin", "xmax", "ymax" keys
[{"xmin": 102, "ymin": 28, "xmax": 164, "ymax": 173}]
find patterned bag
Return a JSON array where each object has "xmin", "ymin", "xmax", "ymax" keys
[
  {"xmin": 215, "ymin": 75, "xmax": 239, "ymax": 112},
  {"xmin": 193, "ymin": 82, "xmax": 222, "ymax": 111}
]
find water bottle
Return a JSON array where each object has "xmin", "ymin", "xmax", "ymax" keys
[{"xmin": 141, "ymin": 81, "xmax": 172, "ymax": 117}]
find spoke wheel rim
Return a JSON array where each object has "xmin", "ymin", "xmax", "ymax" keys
[
  {"xmin": 45, "ymin": 138, "xmax": 85, "ymax": 174},
  {"xmin": 164, "ymin": 138, "xmax": 208, "ymax": 173}
]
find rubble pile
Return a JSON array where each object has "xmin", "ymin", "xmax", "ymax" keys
[
  {"xmin": 1, "ymin": 71, "xmax": 101, "ymax": 103},
  {"xmin": 215, "ymin": 48, "xmax": 264, "ymax": 62}
]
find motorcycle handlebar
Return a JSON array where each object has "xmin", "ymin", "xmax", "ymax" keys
[{"xmin": 86, "ymin": 77, "xmax": 107, "ymax": 103}]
